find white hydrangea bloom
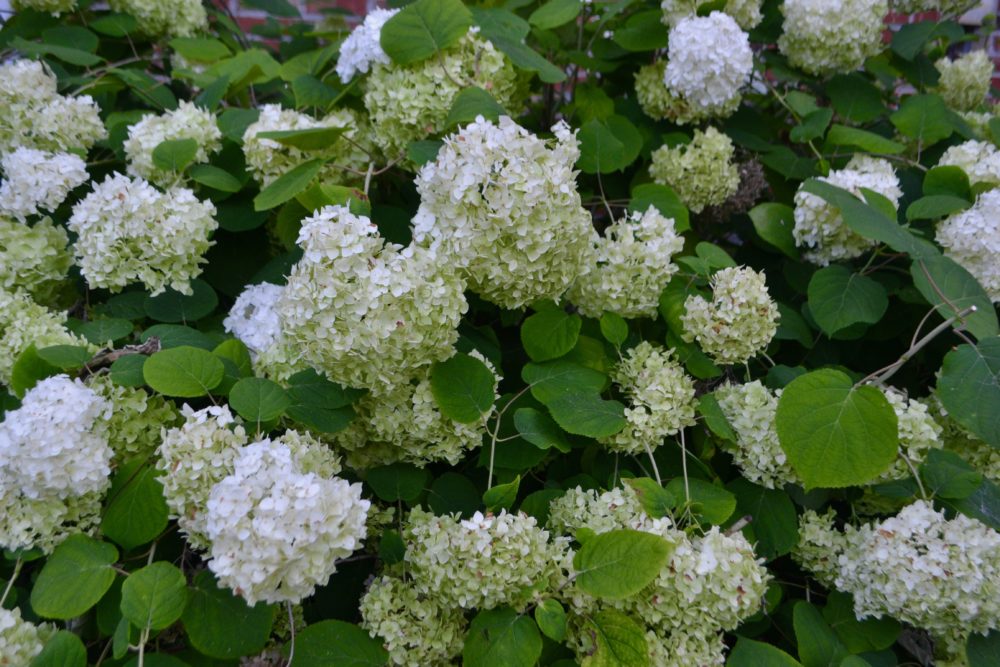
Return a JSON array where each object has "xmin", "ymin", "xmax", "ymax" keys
[
  {"xmin": 664, "ymin": 13, "xmax": 753, "ymax": 116},
  {"xmin": 413, "ymin": 116, "xmax": 596, "ymax": 309},
  {"xmin": 649, "ymin": 127, "xmax": 740, "ymax": 213},
  {"xmin": 937, "ymin": 140, "xmax": 1000, "ymax": 189},
  {"xmin": 359, "ymin": 575, "xmax": 467, "ymax": 667},
  {"xmin": 792, "ymin": 156, "xmax": 902, "ymax": 265},
  {"xmin": 681, "ymin": 266, "xmax": 779, "ymax": 365},
  {"xmin": 68, "ymin": 173, "xmax": 218, "ymax": 295},
  {"xmin": 242, "ymin": 104, "xmax": 374, "ymax": 187},
  {"xmin": 0, "ymin": 148, "xmax": 88, "ymax": 221},
  {"xmin": 600, "ymin": 342, "xmax": 697, "ymax": 455},
  {"xmin": 660, "ymin": 0, "xmax": 762, "ymax": 29},
  {"xmin": 645, "ymin": 628, "xmax": 727, "ymax": 667},
  {"xmin": 936, "ymin": 189, "xmax": 1000, "ymax": 301},
  {"xmin": 0, "ymin": 59, "xmax": 106, "ymax": 154},
  {"xmin": 0, "ymin": 608, "xmax": 52, "ymax": 665},
  {"xmin": 796, "ymin": 501, "xmax": 1000, "ymax": 655},
  {"xmin": 278, "ymin": 205, "xmax": 466, "ymax": 391},
  {"xmin": 405, "ymin": 507, "xmax": 567, "ymax": 610},
  {"xmin": 88, "ymin": 373, "xmax": 179, "ymax": 463},
  {"xmin": 157, "ymin": 405, "xmax": 248, "ymax": 550},
  {"xmin": 336, "ymin": 8, "xmax": 400, "ymax": 83},
  {"xmin": 935, "ymin": 50, "xmax": 994, "ymax": 112},
  {"xmin": 12, "ymin": 0, "xmax": 77, "ymax": 14},
  {"xmin": 223, "ymin": 283, "xmax": 285, "ymax": 359},
  {"xmin": 715, "ymin": 381, "xmax": 799, "ymax": 488},
  {"xmin": 778, "ymin": 0, "xmax": 888, "ymax": 75},
  {"xmin": 124, "ymin": 101, "xmax": 222, "ymax": 186},
  {"xmin": 0, "ymin": 289, "xmax": 90, "ymax": 386},
  {"xmin": 931, "ymin": 395, "xmax": 1000, "ymax": 484},
  {"xmin": 0, "ymin": 216, "xmax": 73, "ymax": 298},
  {"xmin": 568, "ymin": 206, "xmax": 684, "ymax": 319},
  {"xmin": 108, "ymin": 0, "xmax": 208, "ymax": 37},
  {"xmin": 879, "ymin": 388, "xmax": 943, "ymax": 482},
  {"xmin": 547, "ymin": 486, "xmax": 648, "ymax": 536},
  {"xmin": 205, "ymin": 438, "xmax": 369, "ymax": 605}
]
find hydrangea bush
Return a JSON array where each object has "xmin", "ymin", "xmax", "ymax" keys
[{"xmin": 2, "ymin": 0, "xmax": 1000, "ymax": 665}]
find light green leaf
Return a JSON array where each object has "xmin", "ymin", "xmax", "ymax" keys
[
  {"xmin": 151, "ymin": 138, "xmax": 198, "ymax": 173},
  {"xmin": 29, "ymin": 630, "xmax": 87, "ymax": 667},
  {"xmin": 463, "ymin": 608, "xmax": 542, "ymax": 667},
  {"xmin": 825, "ymin": 125, "xmax": 905, "ymax": 154},
  {"xmin": 521, "ymin": 309, "xmax": 582, "ymax": 362},
  {"xmin": 182, "ymin": 570, "xmax": 274, "ymax": 660},
  {"xmin": 120, "ymin": 562, "xmax": 188, "ymax": 631},
  {"xmin": 666, "ymin": 477, "xmax": 736, "ymax": 525},
  {"xmin": 429, "ymin": 353, "xmax": 496, "ymax": 423},
  {"xmin": 514, "ymin": 408, "xmax": 571, "ymax": 452},
  {"xmin": 522, "ymin": 360, "xmax": 608, "ymax": 404},
  {"xmin": 624, "ymin": 477, "xmax": 676, "ymax": 519},
  {"xmin": 911, "ymin": 255, "xmax": 999, "ymax": 341},
  {"xmin": 599, "ymin": 313, "xmax": 628, "ymax": 346},
  {"xmin": 573, "ymin": 529, "xmax": 672, "ymax": 599},
  {"xmin": 229, "ymin": 377, "xmax": 291, "ymax": 423},
  {"xmin": 581, "ymin": 609, "xmax": 649, "ymax": 667},
  {"xmin": 628, "ymin": 184, "xmax": 689, "ymax": 233},
  {"xmin": 102, "ymin": 460, "xmax": 169, "ymax": 551},
  {"xmin": 380, "ymin": 0, "xmax": 473, "ymax": 65},
  {"xmin": 143, "ymin": 346, "xmax": 225, "ymax": 397},
  {"xmin": 905, "ymin": 195, "xmax": 970, "ymax": 221},
  {"xmin": 577, "ymin": 119, "xmax": 625, "ymax": 174},
  {"xmin": 190, "ymin": 164, "xmax": 243, "ymax": 192},
  {"xmin": 534, "ymin": 599, "xmax": 567, "ymax": 642},
  {"xmin": 31, "ymin": 535, "xmax": 119, "ymax": 620},
  {"xmin": 807, "ymin": 265, "xmax": 888, "ymax": 335},
  {"xmin": 253, "ymin": 158, "xmax": 325, "ymax": 211},
  {"xmin": 143, "ymin": 279, "xmax": 218, "ymax": 323},
  {"xmin": 483, "ymin": 475, "xmax": 520, "ymax": 511},
  {"xmin": 937, "ymin": 338, "xmax": 1000, "ymax": 448},
  {"xmin": 890, "ymin": 94, "xmax": 955, "ymax": 146},
  {"xmin": 547, "ymin": 392, "xmax": 627, "ymax": 438},
  {"xmin": 445, "ymin": 86, "xmax": 506, "ymax": 128},
  {"xmin": 529, "ymin": 0, "xmax": 581, "ymax": 29},
  {"xmin": 728, "ymin": 638, "xmax": 804, "ymax": 666},
  {"xmin": 255, "ymin": 126, "xmax": 345, "ymax": 150},
  {"xmin": 728, "ymin": 478, "xmax": 799, "ymax": 560}
]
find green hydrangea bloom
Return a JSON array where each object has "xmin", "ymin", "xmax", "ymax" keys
[{"xmin": 649, "ymin": 127, "xmax": 740, "ymax": 213}]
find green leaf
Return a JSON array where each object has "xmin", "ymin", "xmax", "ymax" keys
[
  {"xmin": 521, "ymin": 309, "xmax": 582, "ymax": 362},
  {"xmin": 254, "ymin": 158, "xmax": 325, "ymax": 211},
  {"xmin": 429, "ymin": 353, "xmax": 496, "ymax": 423},
  {"xmin": 822, "ymin": 592, "xmax": 900, "ymax": 652},
  {"xmin": 968, "ymin": 630, "xmax": 1000, "ymax": 667},
  {"xmin": 599, "ymin": 313, "xmax": 628, "ymax": 346},
  {"xmin": 529, "ymin": 0, "xmax": 581, "ymax": 29},
  {"xmin": 428, "ymin": 472, "xmax": 481, "ymax": 517},
  {"xmin": 190, "ymin": 164, "xmax": 243, "ymax": 192},
  {"xmin": 807, "ymin": 265, "xmax": 888, "ymax": 335},
  {"xmin": 728, "ymin": 478, "xmax": 799, "ymax": 560},
  {"xmin": 229, "ymin": 377, "xmax": 291, "ymax": 423},
  {"xmin": 169, "ymin": 37, "xmax": 231, "ymax": 62},
  {"xmin": 285, "ymin": 369, "xmax": 360, "ymax": 434},
  {"xmin": 120, "ymin": 561, "xmax": 188, "ymax": 631},
  {"xmin": 775, "ymin": 369, "xmax": 899, "ymax": 488},
  {"xmin": 825, "ymin": 125, "xmax": 905, "ymax": 154},
  {"xmin": 890, "ymin": 94, "xmax": 954, "ymax": 146},
  {"xmin": 29, "ymin": 630, "xmax": 87, "ymax": 667},
  {"xmin": 666, "ymin": 478, "xmax": 736, "ymax": 525},
  {"xmin": 143, "ymin": 346, "xmax": 225, "ymax": 397},
  {"xmin": 77, "ymin": 318, "xmax": 133, "ymax": 345},
  {"xmin": 698, "ymin": 393, "xmax": 737, "ymax": 442},
  {"xmin": 406, "ymin": 139, "xmax": 443, "ymax": 165},
  {"xmin": 31, "ymin": 535, "xmax": 119, "ymax": 620},
  {"xmin": 923, "ymin": 165, "xmax": 971, "ymax": 198},
  {"xmin": 242, "ymin": 0, "xmax": 300, "ymax": 17},
  {"xmin": 380, "ymin": 0, "xmax": 473, "ymax": 65},
  {"xmin": 612, "ymin": 9, "xmax": 669, "ymax": 52},
  {"xmin": 573, "ymin": 529, "xmax": 672, "ymax": 599},
  {"xmin": 487, "ymin": 34, "xmax": 566, "ymax": 83},
  {"xmin": 522, "ymin": 360, "xmax": 607, "ymax": 404},
  {"xmin": 109, "ymin": 355, "xmax": 148, "ymax": 388},
  {"xmin": 367, "ymin": 463, "xmax": 431, "ymax": 503},
  {"xmin": 728, "ymin": 638, "xmax": 804, "ymax": 667},
  {"xmin": 941, "ymin": 478, "xmax": 1000, "ymax": 530},
  {"xmin": 471, "ymin": 7, "xmax": 530, "ymax": 42},
  {"xmin": 920, "ymin": 449, "xmax": 983, "ymax": 500},
  {"xmin": 794, "ymin": 601, "xmax": 849, "ymax": 667},
  {"xmin": 911, "ymin": 255, "xmax": 999, "ymax": 341},
  {"xmin": 534, "ymin": 599, "xmax": 567, "ymax": 642},
  {"xmin": 182, "ymin": 570, "xmax": 274, "ymax": 660},
  {"xmin": 463, "ymin": 611, "xmax": 542, "ymax": 667},
  {"xmin": 628, "ymin": 184, "xmax": 689, "ymax": 233},
  {"xmin": 151, "ymin": 138, "xmax": 198, "ymax": 173},
  {"xmin": 577, "ymin": 119, "xmax": 625, "ymax": 174},
  {"xmin": 748, "ymin": 203, "xmax": 797, "ymax": 259},
  {"xmin": 937, "ymin": 338, "xmax": 1000, "ymax": 447},
  {"xmin": 514, "ymin": 408, "xmax": 571, "ymax": 452},
  {"xmin": 143, "ymin": 279, "xmax": 218, "ymax": 323},
  {"xmin": 624, "ymin": 478, "xmax": 676, "ymax": 519},
  {"xmin": 905, "ymin": 195, "xmax": 970, "ymax": 221},
  {"xmin": 790, "ymin": 108, "xmax": 833, "ymax": 143},
  {"xmin": 113, "ymin": 68, "xmax": 177, "ymax": 111},
  {"xmin": 10, "ymin": 37, "xmax": 102, "ymax": 66},
  {"xmin": 291, "ymin": 620, "xmax": 389, "ymax": 667},
  {"xmin": 9, "ymin": 345, "xmax": 61, "ymax": 398},
  {"xmin": 484, "ymin": 475, "xmax": 520, "ymax": 511},
  {"xmin": 547, "ymin": 392, "xmax": 627, "ymax": 438},
  {"xmin": 102, "ymin": 460, "xmax": 169, "ymax": 551},
  {"xmin": 36, "ymin": 345, "xmax": 92, "ymax": 371},
  {"xmin": 91, "ymin": 14, "xmax": 139, "ymax": 37},
  {"xmin": 581, "ymin": 608, "xmax": 649, "ymax": 667},
  {"xmin": 255, "ymin": 126, "xmax": 345, "ymax": 150},
  {"xmin": 445, "ymin": 86, "xmax": 506, "ymax": 128}
]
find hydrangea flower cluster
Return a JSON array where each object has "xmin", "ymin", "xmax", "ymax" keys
[
  {"xmin": 663, "ymin": 13, "xmax": 753, "ymax": 119},
  {"xmin": 359, "ymin": 575, "xmax": 467, "ymax": 667},
  {"xmin": 363, "ymin": 32, "xmax": 521, "ymax": 157},
  {"xmin": 68, "ymin": 173, "xmax": 218, "ymax": 295},
  {"xmin": 681, "ymin": 266, "xmax": 779, "ymax": 365},
  {"xmin": 937, "ymin": 139, "xmax": 1000, "ymax": 189},
  {"xmin": 0, "ymin": 216, "xmax": 72, "ymax": 299},
  {"xmin": 567, "ymin": 206, "xmax": 684, "ymax": 319},
  {"xmin": 413, "ymin": 116, "xmax": 595, "ymax": 309},
  {"xmin": 12, "ymin": 0, "xmax": 77, "ymax": 14},
  {"xmin": 635, "ymin": 62, "xmax": 702, "ymax": 124},
  {"xmin": 242, "ymin": 104, "xmax": 374, "ymax": 187},
  {"xmin": 0, "ymin": 608, "xmax": 52, "ymax": 665},
  {"xmin": 877, "ymin": 389, "xmax": 943, "ymax": 482},
  {"xmin": 649, "ymin": 127, "xmax": 740, "ymax": 213},
  {"xmin": 715, "ymin": 381, "xmax": 798, "ymax": 488},
  {"xmin": 660, "ymin": 0, "xmax": 762, "ymax": 29},
  {"xmin": 792, "ymin": 156, "xmax": 902, "ymax": 265},
  {"xmin": 936, "ymin": 189, "xmax": 1000, "ymax": 301},
  {"xmin": 893, "ymin": 0, "xmax": 976, "ymax": 12},
  {"xmin": 795, "ymin": 501, "xmax": 1000, "ymax": 659},
  {"xmin": 0, "ymin": 59, "xmax": 106, "ymax": 154},
  {"xmin": 336, "ymin": 8, "xmax": 399, "ymax": 82},
  {"xmin": 88, "ymin": 373, "xmax": 179, "ymax": 463},
  {"xmin": 600, "ymin": 342, "xmax": 696, "ymax": 455},
  {"xmin": 935, "ymin": 50, "xmax": 993, "ymax": 112},
  {"xmin": 124, "ymin": 101, "xmax": 223, "ymax": 186},
  {"xmin": 778, "ymin": 0, "xmax": 888, "ymax": 75},
  {"xmin": 0, "ymin": 376, "xmax": 112, "ymax": 552},
  {"xmin": 278, "ymin": 205, "xmax": 466, "ymax": 390},
  {"xmin": 108, "ymin": 0, "xmax": 208, "ymax": 37},
  {"xmin": 0, "ymin": 147, "xmax": 88, "ymax": 221},
  {"xmin": 205, "ymin": 437, "xmax": 369, "ymax": 605},
  {"xmin": 0, "ymin": 289, "xmax": 89, "ymax": 385},
  {"xmin": 404, "ymin": 507, "xmax": 566, "ymax": 610},
  {"xmin": 334, "ymin": 353, "xmax": 499, "ymax": 468},
  {"xmin": 157, "ymin": 405, "xmax": 248, "ymax": 550},
  {"xmin": 222, "ymin": 282, "xmax": 302, "ymax": 380}
]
